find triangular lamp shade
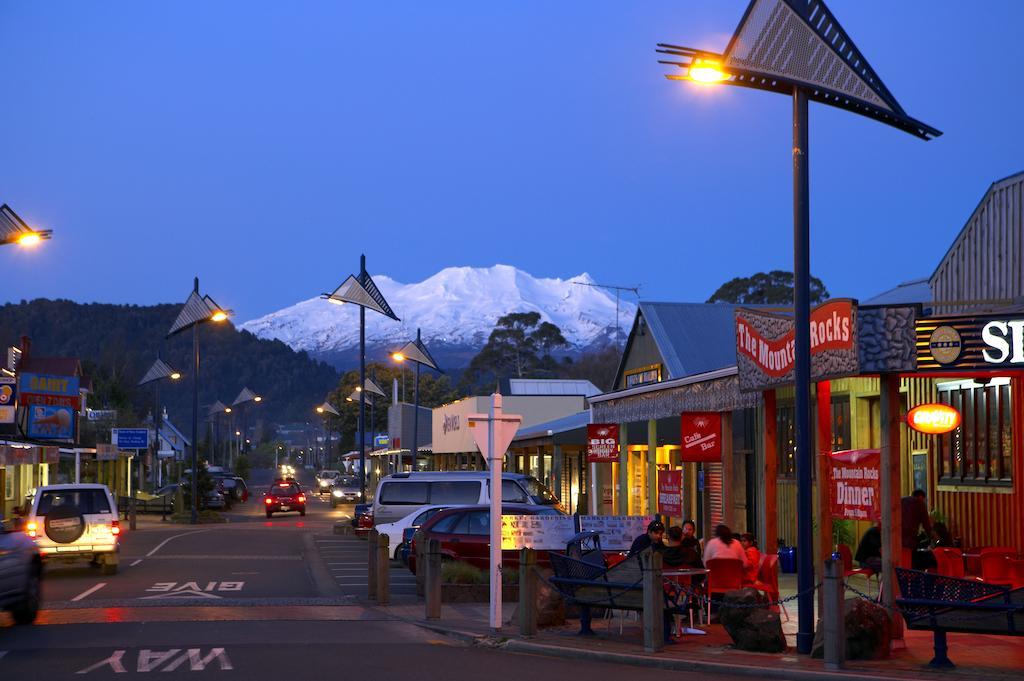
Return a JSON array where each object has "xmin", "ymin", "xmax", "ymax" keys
[{"xmin": 325, "ymin": 274, "xmax": 400, "ymax": 321}]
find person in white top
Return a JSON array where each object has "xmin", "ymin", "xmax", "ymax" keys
[{"xmin": 701, "ymin": 524, "xmax": 748, "ymax": 567}]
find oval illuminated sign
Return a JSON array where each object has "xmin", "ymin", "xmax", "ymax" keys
[{"xmin": 907, "ymin": 404, "xmax": 961, "ymax": 435}]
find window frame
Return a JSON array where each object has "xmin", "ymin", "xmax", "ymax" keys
[{"xmin": 937, "ymin": 379, "xmax": 1013, "ymax": 488}]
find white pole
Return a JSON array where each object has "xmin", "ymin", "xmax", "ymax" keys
[
  {"xmin": 75, "ymin": 450, "xmax": 81, "ymax": 484},
  {"xmin": 588, "ymin": 409, "xmax": 598, "ymax": 515},
  {"xmin": 489, "ymin": 393, "xmax": 502, "ymax": 630}
]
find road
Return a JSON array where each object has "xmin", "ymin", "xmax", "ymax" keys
[{"xmin": 0, "ymin": 468, "xmax": 729, "ymax": 679}]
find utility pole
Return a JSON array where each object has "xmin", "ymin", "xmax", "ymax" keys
[{"xmin": 571, "ymin": 281, "xmax": 641, "ymax": 347}]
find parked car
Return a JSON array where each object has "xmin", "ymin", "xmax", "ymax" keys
[
  {"xmin": 372, "ymin": 472, "xmax": 560, "ymax": 527},
  {"xmin": 408, "ymin": 504, "xmax": 565, "ymax": 574},
  {"xmin": 263, "ymin": 481, "xmax": 306, "ymax": 518},
  {"xmin": 26, "ymin": 484, "xmax": 121, "ymax": 575},
  {"xmin": 373, "ymin": 504, "xmax": 454, "ymax": 560},
  {"xmin": 330, "ymin": 477, "xmax": 361, "ymax": 507},
  {"xmin": 0, "ymin": 517, "xmax": 42, "ymax": 624},
  {"xmin": 349, "ymin": 503, "xmax": 373, "ymax": 537}
]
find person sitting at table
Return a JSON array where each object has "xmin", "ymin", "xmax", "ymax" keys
[
  {"xmin": 628, "ymin": 519, "xmax": 665, "ymax": 557},
  {"xmin": 855, "ymin": 523, "xmax": 882, "ymax": 574},
  {"xmin": 702, "ymin": 524, "xmax": 748, "ymax": 567},
  {"xmin": 739, "ymin": 533, "xmax": 761, "ymax": 584},
  {"xmin": 678, "ymin": 520, "xmax": 703, "ymax": 568}
]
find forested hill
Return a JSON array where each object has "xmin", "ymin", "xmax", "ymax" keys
[{"xmin": 0, "ymin": 299, "xmax": 340, "ymax": 428}]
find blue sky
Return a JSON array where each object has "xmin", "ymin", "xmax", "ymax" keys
[{"xmin": 2, "ymin": 1, "xmax": 1021, "ymax": 322}]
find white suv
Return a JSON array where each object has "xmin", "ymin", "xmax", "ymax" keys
[{"xmin": 27, "ymin": 484, "xmax": 121, "ymax": 575}]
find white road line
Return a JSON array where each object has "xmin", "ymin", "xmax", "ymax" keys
[
  {"xmin": 70, "ymin": 582, "xmax": 107, "ymax": 602},
  {"xmin": 130, "ymin": 559, "xmax": 143, "ymax": 567},
  {"xmin": 146, "ymin": 530, "xmax": 211, "ymax": 557}
]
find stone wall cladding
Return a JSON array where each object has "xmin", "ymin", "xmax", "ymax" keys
[{"xmin": 858, "ymin": 306, "xmax": 918, "ymax": 373}]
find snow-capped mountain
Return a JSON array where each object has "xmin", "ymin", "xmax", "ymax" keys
[{"xmin": 240, "ymin": 265, "xmax": 636, "ymax": 369}]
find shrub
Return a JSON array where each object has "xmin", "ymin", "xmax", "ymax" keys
[{"xmin": 442, "ymin": 561, "xmax": 484, "ymax": 584}]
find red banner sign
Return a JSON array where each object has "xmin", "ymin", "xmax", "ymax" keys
[
  {"xmin": 21, "ymin": 393, "xmax": 81, "ymax": 409},
  {"xmin": 735, "ymin": 300, "xmax": 854, "ymax": 379},
  {"xmin": 657, "ymin": 469, "xmax": 682, "ymax": 516},
  {"xmin": 587, "ymin": 424, "xmax": 620, "ymax": 463},
  {"xmin": 827, "ymin": 449, "xmax": 881, "ymax": 522},
  {"xmin": 680, "ymin": 412, "xmax": 722, "ymax": 462}
]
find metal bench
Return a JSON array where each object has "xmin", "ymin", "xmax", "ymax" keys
[
  {"xmin": 549, "ymin": 532, "xmax": 683, "ymax": 636},
  {"xmin": 895, "ymin": 567, "xmax": 1024, "ymax": 668}
]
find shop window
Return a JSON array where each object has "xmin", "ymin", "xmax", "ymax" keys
[
  {"xmin": 937, "ymin": 380, "xmax": 1013, "ymax": 487},
  {"xmin": 624, "ymin": 364, "xmax": 661, "ymax": 389},
  {"xmin": 776, "ymin": 396, "xmax": 850, "ymax": 478},
  {"xmin": 831, "ymin": 396, "xmax": 851, "ymax": 451}
]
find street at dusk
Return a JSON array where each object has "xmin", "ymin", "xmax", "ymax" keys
[{"xmin": 2, "ymin": 2, "xmax": 1024, "ymax": 680}]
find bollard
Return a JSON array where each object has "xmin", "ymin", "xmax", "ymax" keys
[
  {"xmin": 376, "ymin": 533, "xmax": 390, "ymax": 605},
  {"xmin": 823, "ymin": 558, "xmax": 846, "ymax": 670},
  {"xmin": 518, "ymin": 548, "xmax": 537, "ymax": 637},
  {"xmin": 425, "ymin": 538, "xmax": 442, "ymax": 620},
  {"xmin": 641, "ymin": 547, "xmax": 664, "ymax": 652},
  {"xmin": 368, "ymin": 529, "xmax": 379, "ymax": 600},
  {"xmin": 414, "ymin": 530, "xmax": 426, "ymax": 598}
]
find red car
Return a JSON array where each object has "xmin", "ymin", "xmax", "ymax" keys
[
  {"xmin": 264, "ymin": 481, "xmax": 306, "ymax": 518},
  {"xmin": 408, "ymin": 504, "xmax": 565, "ymax": 574}
]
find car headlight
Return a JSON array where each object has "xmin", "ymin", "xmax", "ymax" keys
[
  {"xmin": 332, "ymin": 489, "xmax": 343, "ymax": 498},
  {"xmin": 319, "ymin": 480, "xmax": 329, "ymax": 487}
]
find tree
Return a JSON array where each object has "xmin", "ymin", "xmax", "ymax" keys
[
  {"xmin": 459, "ymin": 313, "xmax": 569, "ymax": 394},
  {"xmin": 706, "ymin": 270, "xmax": 829, "ymax": 305}
]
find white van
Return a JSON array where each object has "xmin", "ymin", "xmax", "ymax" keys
[{"xmin": 372, "ymin": 472, "xmax": 559, "ymax": 526}]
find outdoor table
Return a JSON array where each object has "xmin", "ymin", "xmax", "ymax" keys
[{"xmin": 663, "ymin": 568, "xmax": 710, "ymax": 635}]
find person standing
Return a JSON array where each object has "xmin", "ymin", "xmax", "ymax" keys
[{"xmin": 902, "ymin": 489, "xmax": 934, "ymax": 570}]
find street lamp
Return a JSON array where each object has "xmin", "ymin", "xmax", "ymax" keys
[
  {"xmin": 137, "ymin": 356, "xmax": 182, "ymax": 529},
  {"xmin": 232, "ymin": 387, "xmax": 264, "ymax": 461},
  {"xmin": 167, "ymin": 277, "xmax": 229, "ymax": 525},
  {"xmin": 207, "ymin": 401, "xmax": 230, "ymax": 467},
  {"xmin": 0, "ymin": 204, "xmax": 52, "ymax": 248},
  {"xmin": 658, "ymin": 0, "xmax": 940, "ymax": 654},
  {"xmin": 315, "ymin": 401, "xmax": 340, "ymax": 468},
  {"xmin": 321, "ymin": 254, "xmax": 400, "ymax": 503},
  {"xmin": 391, "ymin": 328, "xmax": 442, "ymax": 462}
]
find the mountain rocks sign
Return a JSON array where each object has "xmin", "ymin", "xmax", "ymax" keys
[{"xmin": 735, "ymin": 300, "xmax": 858, "ymax": 392}]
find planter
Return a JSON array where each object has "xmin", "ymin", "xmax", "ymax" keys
[{"xmin": 441, "ymin": 583, "xmax": 519, "ymax": 603}]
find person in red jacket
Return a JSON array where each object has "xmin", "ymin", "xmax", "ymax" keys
[{"xmin": 739, "ymin": 533, "xmax": 761, "ymax": 585}]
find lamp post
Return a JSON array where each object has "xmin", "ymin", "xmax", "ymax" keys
[
  {"xmin": 391, "ymin": 328, "xmax": 442, "ymax": 462},
  {"xmin": 232, "ymin": 387, "xmax": 263, "ymax": 464},
  {"xmin": 167, "ymin": 277, "xmax": 229, "ymax": 525},
  {"xmin": 322, "ymin": 255, "xmax": 400, "ymax": 503},
  {"xmin": 0, "ymin": 204, "xmax": 52, "ymax": 248},
  {"xmin": 316, "ymin": 401, "xmax": 340, "ymax": 468},
  {"xmin": 347, "ymin": 375, "xmax": 385, "ymax": 474},
  {"xmin": 137, "ymin": 356, "xmax": 182, "ymax": 529},
  {"xmin": 657, "ymin": 0, "xmax": 939, "ymax": 654}
]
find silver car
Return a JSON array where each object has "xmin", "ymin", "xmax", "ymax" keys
[{"xmin": 0, "ymin": 517, "xmax": 42, "ymax": 624}]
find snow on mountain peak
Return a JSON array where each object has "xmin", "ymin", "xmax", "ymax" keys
[{"xmin": 239, "ymin": 265, "xmax": 635, "ymax": 359}]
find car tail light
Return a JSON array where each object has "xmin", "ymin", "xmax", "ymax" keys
[
  {"xmin": 111, "ymin": 520, "xmax": 121, "ymax": 536},
  {"xmin": 265, "ymin": 497, "xmax": 275, "ymax": 505},
  {"xmin": 297, "ymin": 495, "xmax": 306, "ymax": 503},
  {"xmin": 26, "ymin": 521, "xmax": 37, "ymax": 539}
]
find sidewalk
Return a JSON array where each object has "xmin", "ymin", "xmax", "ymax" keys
[{"xmin": 377, "ymin": 595, "xmax": 1024, "ymax": 681}]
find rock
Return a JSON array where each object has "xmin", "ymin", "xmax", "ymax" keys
[
  {"xmin": 811, "ymin": 598, "xmax": 892, "ymax": 660},
  {"xmin": 535, "ymin": 569, "xmax": 566, "ymax": 627},
  {"xmin": 719, "ymin": 587, "xmax": 787, "ymax": 653}
]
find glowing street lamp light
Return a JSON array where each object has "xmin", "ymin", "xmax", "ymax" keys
[
  {"xmin": 658, "ymin": 0, "xmax": 940, "ymax": 654},
  {"xmin": 232, "ymin": 387, "xmax": 264, "ymax": 460},
  {"xmin": 0, "ymin": 204, "xmax": 52, "ymax": 248},
  {"xmin": 321, "ymin": 255, "xmax": 400, "ymax": 503},
  {"xmin": 167, "ymin": 277, "xmax": 230, "ymax": 525}
]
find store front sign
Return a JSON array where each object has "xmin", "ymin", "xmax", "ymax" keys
[
  {"xmin": 657, "ymin": 469, "xmax": 682, "ymax": 516},
  {"xmin": 27, "ymin": 405, "xmax": 75, "ymax": 440},
  {"xmin": 586, "ymin": 424, "xmax": 619, "ymax": 463},
  {"xmin": 827, "ymin": 449, "xmax": 880, "ymax": 522},
  {"xmin": 680, "ymin": 412, "xmax": 721, "ymax": 462},
  {"xmin": 18, "ymin": 372, "xmax": 81, "ymax": 409},
  {"xmin": 735, "ymin": 300, "xmax": 858, "ymax": 392},
  {"xmin": 501, "ymin": 514, "xmax": 578, "ymax": 550},
  {"xmin": 917, "ymin": 314, "xmax": 1024, "ymax": 371},
  {"xmin": 0, "ymin": 376, "xmax": 15, "ymax": 424},
  {"xmin": 907, "ymin": 403, "xmax": 961, "ymax": 434}
]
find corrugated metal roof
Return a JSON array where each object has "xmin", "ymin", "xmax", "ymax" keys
[
  {"xmin": 862, "ymin": 278, "xmax": 932, "ymax": 306},
  {"xmin": 506, "ymin": 378, "xmax": 600, "ymax": 397},
  {"xmin": 513, "ymin": 410, "xmax": 590, "ymax": 441},
  {"xmin": 639, "ymin": 302, "xmax": 743, "ymax": 379}
]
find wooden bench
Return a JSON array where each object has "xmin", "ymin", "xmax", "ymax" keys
[{"xmin": 895, "ymin": 567, "xmax": 1024, "ymax": 668}]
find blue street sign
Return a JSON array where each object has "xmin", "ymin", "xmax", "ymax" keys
[{"xmin": 114, "ymin": 428, "xmax": 149, "ymax": 449}]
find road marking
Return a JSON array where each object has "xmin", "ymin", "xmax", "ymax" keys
[
  {"xmin": 75, "ymin": 648, "xmax": 232, "ymax": 674},
  {"xmin": 146, "ymin": 529, "xmax": 211, "ymax": 557},
  {"xmin": 130, "ymin": 559, "xmax": 143, "ymax": 567},
  {"xmin": 70, "ymin": 583, "xmax": 107, "ymax": 602}
]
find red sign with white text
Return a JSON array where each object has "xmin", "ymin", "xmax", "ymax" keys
[
  {"xmin": 657, "ymin": 469, "xmax": 683, "ymax": 516},
  {"xmin": 735, "ymin": 300, "xmax": 855, "ymax": 379},
  {"xmin": 680, "ymin": 412, "xmax": 722, "ymax": 462},
  {"xmin": 587, "ymin": 424, "xmax": 620, "ymax": 463},
  {"xmin": 827, "ymin": 449, "xmax": 881, "ymax": 522}
]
